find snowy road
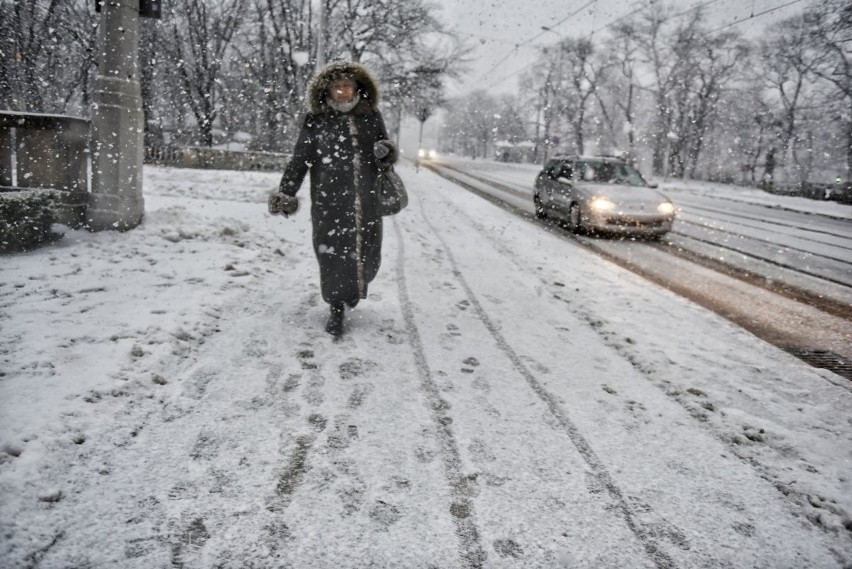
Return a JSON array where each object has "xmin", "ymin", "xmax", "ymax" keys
[
  {"xmin": 1, "ymin": 164, "xmax": 851, "ymax": 568},
  {"xmin": 428, "ymin": 157, "xmax": 852, "ymax": 303},
  {"xmin": 424, "ymin": 158, "xmax": 852, "ymax": 373}
]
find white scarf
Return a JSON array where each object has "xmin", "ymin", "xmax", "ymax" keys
[{"xmin": 327, "ymin": 92, "xmax": 361, "ymax": 113}]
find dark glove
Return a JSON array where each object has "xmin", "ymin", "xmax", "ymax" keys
[
  {"xmin": 268, "ymin": 192, "xmax": 299, "ymax": 216},
  {"xmin": 373, "ymin": 140, "xmax": 392, "ymax": 160}
]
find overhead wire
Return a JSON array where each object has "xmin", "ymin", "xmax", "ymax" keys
[
  {"xmin": 702, "ymin": 0, "xmax": 809, "ymax": 35},
  {"xmin": 474, "ymin": 0, "xmax": 599, "ymax": 85},
  {"xmin": 481, "ymin": 0, "xmax": 712, "ymax": 88},
  {"xmin": 588, "ymin": 0, "xmax": 648, "ymax": 37},
  {"xmin": 478, "ymin": 0, "xmax": 814, "ymax": 90},
  {"xmin": 451, "ymin": 29, "xmax": 534, "ymax": 47}
]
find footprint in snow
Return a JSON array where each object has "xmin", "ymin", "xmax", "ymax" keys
[
  {"xmin": 369, "ymin": 500, "xmax": 402, "ymax": 529},
  {"xmin": 308, "ymin": 413, "xmax": 328, "ymax": 432},
  {"xmin": 461, "ymin": 356, "xmax": 479, "ymax": 373},
  {"xmin": 297, "ymin": 349, "xmax": 317, "ymax": 370},
  {"xmin": 493, "ymin": 538, "xmax": 523, "ymax": 559},
  {"xmin": 348, "ymin": 383, "xmax": 374, "ymax": 409},
  {"xmin": 339, "ymin": 357, "xmax": 377, "ymax": 380}
]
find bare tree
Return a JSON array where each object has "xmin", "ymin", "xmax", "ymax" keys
[
  {"xmin": 722, "ymin": 87, "xmax": 783, "ymax": 184},
  {"xmin": 139, "ymin": 15, "xmax": 171, "ymax": 147},
  {"xmin": 443, "ymin": 90, "xmax": 499, "ymax": 158},
  {"xmin": 372, "ymin": 41, "xmax": 467, "ymax": 143},
  {"xmin": 166, "ymin": 0, "xmax": 247, "ymax": 147},
  {"xmin": 324, "ymin": 0, "xmax": 468, "ymax": 136},
  {"xmin": 550, "ymin": 37, "xmax": 609, "ymax": 155},
  {"xmin": 228, "ymin": 0, "xmax": 315, "ymax": 151},
  {"xmin": 326, "ymin": 0, "xmax": 440, "ymax": 64},
  {"xmin": 633, "ymin": 3, "xmax": 687, "ymax": 176},
  {"xmin": 0, "ymin": 0, "xmax": 62, "ymax": 112},
  {"xmin": 522, "ymin": 45, "xmax": 565, "ymax": 161},
  {"xmin": 517, "ymin": 67, "xmax": 547, "ymax": 162},
  {"xmin": 595, "ymin": 22, "xmax": 642, "ymax": 159},
  {"xmin": 493, "ymin": 95, "xmax": 528, "ymax": 145},
  {"xmin": 681, "ymin": 31, "xmax": 749, "ymax": 178},
  {"xmin": 757, "ymin": 13, "xmax": 824, "ymax": 183},
  {"xmin": 805, "ymin": 0, "xmax": 852, "ymax": 180}
]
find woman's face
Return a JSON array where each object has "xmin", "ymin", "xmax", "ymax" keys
[{"xmin": 330, "ymin": 79, "xmax": 357, "ymax": 103}]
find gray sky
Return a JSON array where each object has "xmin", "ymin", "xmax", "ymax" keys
[{"xmin": 434, "ymin": 0, "xmax": 818, "ymax": 96}]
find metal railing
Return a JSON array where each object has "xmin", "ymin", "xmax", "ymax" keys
[{"xmin": 144, "ymin": 146, "xmax": 290, "ymax": 171}]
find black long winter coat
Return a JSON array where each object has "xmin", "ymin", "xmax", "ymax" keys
[{"xmin": 279, "ymin": 62, "xmax": 398, "ymax": 305}]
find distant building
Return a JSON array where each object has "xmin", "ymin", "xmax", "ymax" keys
[{"xmin": 495, "ymin": 140, "xmax": 536, "ymax": 163}]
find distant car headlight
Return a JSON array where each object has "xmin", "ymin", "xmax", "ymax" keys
[
  {"xmin": 657, "ymin": 201, "xmax": 675, "ymax": 215},
  {"xmin": 590, "ymin": 197, "xmax": 616, "ymax": 211},
  {"xmin": 418, "ymin": 148, "xmax": 426, "ymax": 158},
  {"xmin": 428, "ymin": 149, "xmax": 438, "ymax": 159}
]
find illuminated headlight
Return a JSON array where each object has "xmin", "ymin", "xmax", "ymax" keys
[
  {"xmin": 657, "ymin": 201, "xmax": 675, "ymax": 215},
  {"xmin": 418, "ymin": 148, "xmax": 426, "ymax": 158},
  {"xmin": 590, "ymin": 197, "xmax": 616, "ymax": 211},
  {"xmin": 428, "ymin": 149, "xmax": 438, "ymax": 159}
]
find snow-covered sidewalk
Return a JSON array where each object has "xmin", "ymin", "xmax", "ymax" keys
[{"xmin": 1, "ymin": 164, "xmax": 850, "ymax": 568}]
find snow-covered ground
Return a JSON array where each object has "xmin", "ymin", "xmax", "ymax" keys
[{"xmin": 1, "ymin": 163, "xmax": 851, "ymax": 568}]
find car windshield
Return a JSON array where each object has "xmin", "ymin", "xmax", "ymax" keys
[{"xmin": 574, "ymin": 161, "xmax": 647, "ymax": 187}]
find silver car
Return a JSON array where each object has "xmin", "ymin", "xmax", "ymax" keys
[{"xmin": 533, "ymin": 155, "xmax": 675, "ymax": 238}]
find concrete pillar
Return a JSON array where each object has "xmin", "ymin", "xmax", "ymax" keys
[{"xmin": 88, "ymin": 0, "xmax": 145, "ymax": 231}]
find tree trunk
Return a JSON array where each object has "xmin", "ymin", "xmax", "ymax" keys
[
  {"xmin": 574, "ymin": 101, "xmax": 586, "ymax": 155},
  {"xmin": 626, "ymin": 83, "xmax": 635, "ymax": 157},
  {"xmin": 847, "ymin": 99, "xmax": 852, "ymax": 181},
  {"xmin": 651, "ymin": 95, "xmax": 669, "ymax": 176}
]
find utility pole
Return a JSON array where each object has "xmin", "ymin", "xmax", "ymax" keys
[
  {"xmin": 88, "ymin": 0, "xmax": 145, "ymax": 231},
  {"xmin": 540, "ymin": 26, "xmax": 563, "ymax": 162}
]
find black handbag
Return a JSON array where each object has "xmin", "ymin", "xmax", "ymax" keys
[{"xmin": 374, "ymin": 167, "xmax": 408, "ymax": 216}]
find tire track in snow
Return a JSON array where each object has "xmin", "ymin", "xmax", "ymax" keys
[
  {"xmin": 408, "ymin": 198, "xmax": 680, "ymax": 569},
  {"xmin": 421, "ymin": 184, "xmax": 852, "ymax": 566},
  {"xmin": 392, "ymin": 220, "xmax": 487, "ymax": 569}
]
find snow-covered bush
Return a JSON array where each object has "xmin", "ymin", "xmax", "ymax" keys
[{"xmin": 0, "ymin": 189, "xmax": 63, "ymax": 253}]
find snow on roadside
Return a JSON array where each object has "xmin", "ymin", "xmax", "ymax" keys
[{"xmin": 654, "ymin": 178, "xmax": 852, "ymax": 220}]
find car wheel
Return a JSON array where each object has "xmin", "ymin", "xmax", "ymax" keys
[
  {"xmin": 567, "ymin": 203, "xmax": 583, "ymax": 233},
  {"xmin": 533, "ymin": 194, "xmax": 546, "ymax": 219}
]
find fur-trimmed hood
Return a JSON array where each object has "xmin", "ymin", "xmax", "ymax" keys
[{"xmin": 307, "ymin": 61, "xmax": 380, "ymax": 114}]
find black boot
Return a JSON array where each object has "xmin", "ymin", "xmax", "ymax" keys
[{"xmin": 325, "ymin": 302, "xmax": 345, "ymax": 336}]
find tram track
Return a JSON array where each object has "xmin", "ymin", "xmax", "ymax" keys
[
  {"xmin": 677, "ymin": 200, "xmax": 851, "ymax": 235},
  {"xmin": 423, "ymin": 161, "xmax": 852, "ymax": 380},
  {"xmin": 674, "ymin": 217, "xmax": 852, "ymax": 267},
  {"xmin": 665, "ymin": 223, "xmax": 852, "ymax": 293}
]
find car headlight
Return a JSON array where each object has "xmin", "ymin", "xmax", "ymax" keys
[
  {"xmin": 657, "ymin": 201, "xmax": 675, "ymax": 215},
  {"xmin": 428, "ymin": 149, "xmax": 438, "ymax": 159},
  {"xmin": 418, "ymin": 148, "xmax": 426, "ymax": 158},
  {"xmin": 590, "ymin": 197, "xmax": 616, "ymax": 211}
]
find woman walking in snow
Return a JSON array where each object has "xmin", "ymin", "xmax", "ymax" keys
[{"xmin": 268, "ymin": 60, "xmax": 398, "ymax": 336}]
